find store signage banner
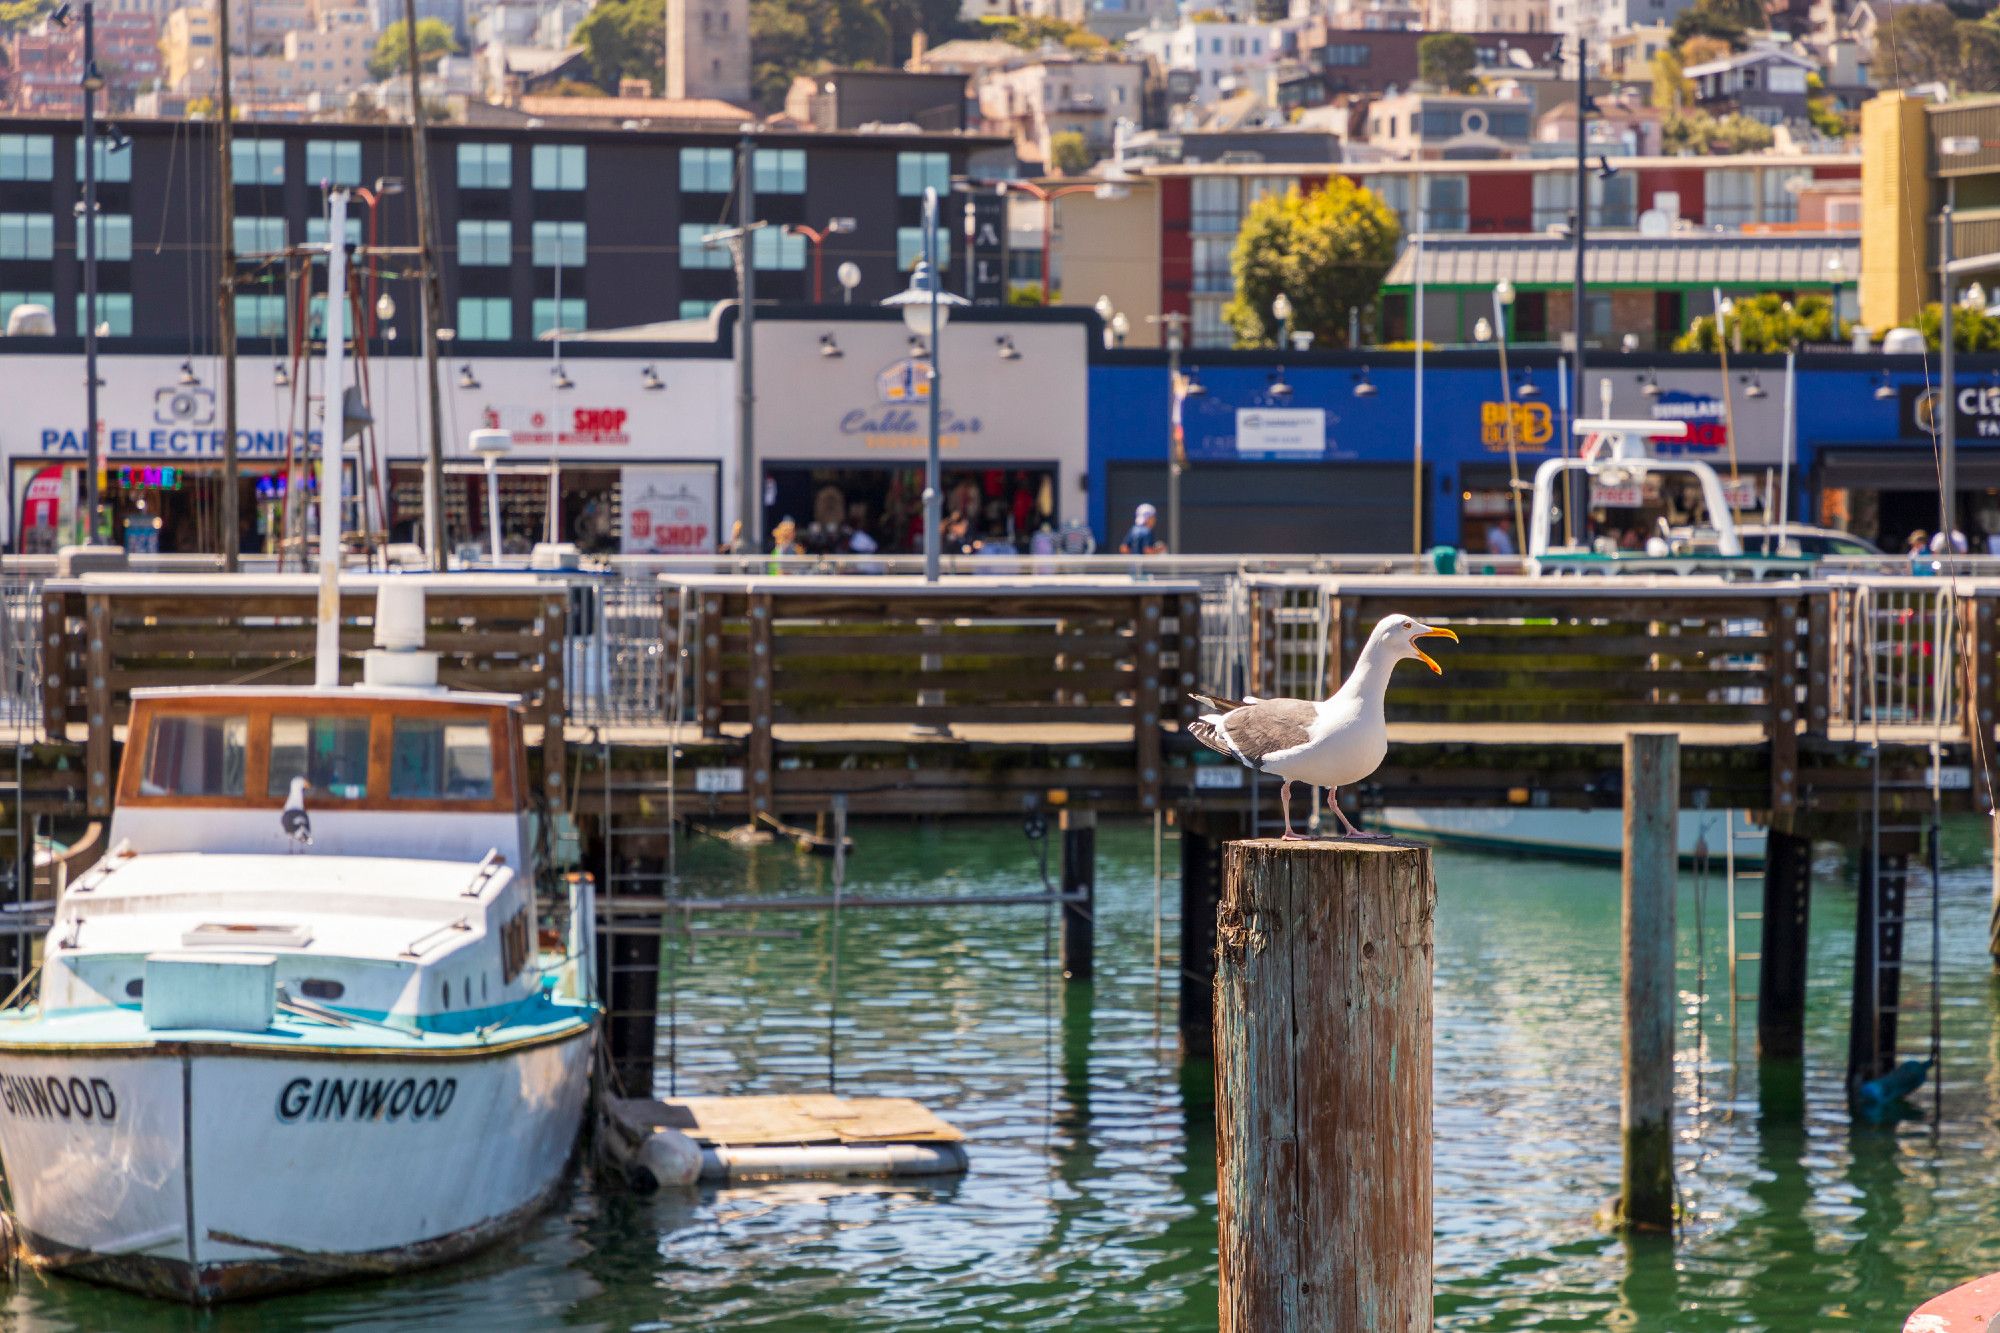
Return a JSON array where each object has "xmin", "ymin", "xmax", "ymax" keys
[
  {"xmin": 1235, "ymin": 408, "xmax": 1326, "ymax": 456},
  {"xmin": 961, "ymin": 192, "xmax": 1007, "ymax": 304},
  {"xmin": 620, "ymin": 466, "xmax": 718, "ymax": 555},
  {"xmin": 1648, "ymin": 390, "xmax": 1730, "ymax": 456},
  {"xmin": 1479, "ymin": 401, "xmax": 1553, "ymax": 453},
  {"xmin": 1902, "ymin": 384, "xmax": 2000, "ymax": 440},
  {"xmin": 482, "ymin": 405, "xmax": 634, "ymax": 448}
]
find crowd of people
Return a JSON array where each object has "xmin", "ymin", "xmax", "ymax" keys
[{"xmin": 753, "ymin": 470, "xmax": 1107, "ymax": 559}]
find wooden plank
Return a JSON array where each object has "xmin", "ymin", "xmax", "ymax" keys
[
  {"xmin": 1768, "ymin": 596, "xmax": 1800, "ymax": 828},
  {"xmin": 1175, "ymin": 592, "xmax": 1203, "ymax": 720},
  {"xmin": 540, "ymin": 594, "xmax": 566, "ymax": 805},
  {"xmin": 1137, "ymin": 596, "xmax": 1162, "ymax": 811},
  {"xmin": 766, "ymin": 704, "xmax": 1138, "ymax": 726},
  {"xmin": 86, "ymin": 596, "xmax": 112, "ymax": 816},
  {"xmin": 768, "ymin": 631, "xmax": 1140, "ymax": 659},
  {"xmin": 40, "ymin": 591, "xmax": 68, "ymax": 742},
  {"xmin": 1806, "ymin": 594, "xmax": 1832, "ymax": 736},
  {"xmin": 699, "ymin": 594, "xmax": 722, "ymax": 736},
  {"xmin": 654, "ymin": 1094, "xmax": 964, "ymax": 1146}
]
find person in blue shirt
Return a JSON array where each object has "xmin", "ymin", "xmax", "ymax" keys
[{"xmin": 1119, "ymin": 502, "xmax": 1165, "ymax": 555}]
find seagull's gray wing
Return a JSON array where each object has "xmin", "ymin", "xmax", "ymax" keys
[{"xmin": 1190, "ymin": 697, "xmax": 1318, "ymax": 768}]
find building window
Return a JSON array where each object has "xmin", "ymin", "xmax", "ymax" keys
[
  {"xmin": 457, "ymin": 142, "xmax": 510, "ymax": 190},
  {"xmin": 1705, "ymin": 168, "xmax": 1755, "ymax": 227},
  {"xmin": 1595, "ymin": 171, "xmax": 1637, "ymax": 228},
  {"xmin": 1423, "ymin": 174, "xmax": 1468, "ymax": 231},
  {"xmin": 0, "ymin": 134, "xmax": 52, "ymax": 181},
  {"xmin": 1190, "ymin": 176, "xmax": 1239, "ymax": 234},
  {"xmin": 305, "ymin": 139, "xmax": 361, "ymax": 186},
  {"xmin": 457, "ymin": 219, "xmax": 510, "ymax": 266},
  {"xmin": 679, "ymin": 299, "xmax": 716, "ymax": 319},
  {"xmin": 1192, "ymin": 236, "xmax": 1232, "ymax": 294},
  {"xmin": 87, "ymin": 214, "xmax": 132, "ymax": 262},
  {"xmin": 896, "ymin": 151, "xmax": 951, "ymax": 197},
  {"xmin": 235, "ymin": 293, "xmax": 287, "ymax": 338},
  {"xmin": 680, "ymin": 146, "xmax": 733, "ymax": 192},
  {"xmin": 1370, "ymin": 174, "xmax": 1410, "ymax": 232},
  {"xmin": 896, "ymin": 226, "xmax": 951, "ymax": 271},
  {"xmin": 457, "ymin": 297, "xmax": 511, "ymax": 341},
  {"xmin": 76, "ymin": 136, "xmax": 131, "ymax": 183},
  {"xmin": 1191, "ymin": 299, "xmax": 1229, "ymax": 347},
  {"xmin": 234, "ymin": 139, "xmax": 284, "ymax": 186},
  {"xmin": 0, "ymin": 291, "xmax": 51, "ymax": 327},
  {"xmin": 531, "ymin": 144, "xmax": 585, "ymax": 191},
  {"xmin": 1324, "ymin": 42, "xmax": 1369, "ymax": 66},
  {"xmin": 752, "ymin": 227, "xmax": 805, "ymax": 271},
  {"xmin": 1762, "ymin": 168, "xmax": 1797, "ymax": 223},
  {"xmin": 233, "ymin": 215, "xmax": 286, "ymax": 254},
  {"xmin": 0, "ymin": 214, "xmax": 52, "ymax": 260},
  {"xmin": 79, "ymin": 292, "xmax": 132, "ymax": 336},
  {"xmin": 531, "ymin": 297, "xmax": 585, "ymax": 337},
  {"xmin": 531, "ymin": 220, "xmax": 584, "ymax": 268},
  {"xmin": 753, "ymin": 147, "xmax": 805, "ymax": 194},
  {"xmin": 678, "ymin": 222, "xmax": 730, "ymax": 270}
]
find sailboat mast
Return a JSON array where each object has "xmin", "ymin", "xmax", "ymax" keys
[
  {"xmin": 316, "ymin": 192, "xmax": 349, "ymax": 689},
  {"xmin": 217, "ymin": 0, "xmax": 239, "ymax": 571},
  {"xmin": 402, "ymin": 0, "xmax": 447, "ymax": 570}
]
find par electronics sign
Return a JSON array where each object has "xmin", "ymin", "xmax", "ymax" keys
[{"xmin": 1902, "ymin": 384, "xmax": 2000, "ymax": 440}]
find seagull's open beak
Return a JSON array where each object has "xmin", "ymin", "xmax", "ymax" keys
[{"xmin": 1412, "ymin": 624, "xmax": 1458, "ymax": 675}]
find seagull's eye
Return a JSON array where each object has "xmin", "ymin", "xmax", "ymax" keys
[{"xmin": 1401, "ymin": 620, "xmax": 1412, "ymax": 629}]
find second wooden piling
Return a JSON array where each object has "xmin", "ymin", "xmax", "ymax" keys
[
  {"xmin": 1619, "ymin": 731, "xmax": 1678, "ymax": 1232},
  {"xmin": 1214, "ymin": 838, "xmax": 1434, "ymax": 1333}
]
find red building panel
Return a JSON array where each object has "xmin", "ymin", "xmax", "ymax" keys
[
  {"xmin": 1634, "ymin": 166, "xmax": 1705, "ymax": 225},
  {"xmin": 1468, "ymin": 171, "xmax": 1533, "ymax": 233},
  {"xmin": 1159, "ymin": 176, "xmax": 1192, "ymax": 320}
]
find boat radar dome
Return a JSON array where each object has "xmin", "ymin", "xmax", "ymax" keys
[{"xmin": 363, "ymin": 581, "xmax": 439, "ymax": 689}]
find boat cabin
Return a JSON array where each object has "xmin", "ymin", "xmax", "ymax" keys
[{"xmin": 109, "ymin": 687, "xmax": 533, "ymax": 865}]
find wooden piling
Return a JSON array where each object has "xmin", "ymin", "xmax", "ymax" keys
[
  {"xmin": 1060, "ymin": 810, "xmax": 1096, "ymax": 982},
  {"xmin": 1757, "ymin": 828, "xmax": 1813, "ymax": 1064},
  {"xmin": 1214, "ymin": 839, "xmax": 1434, "ymax": 1333},
  {"xmin": 1177, "ymin": 808, "xmax": 1243, "ymax": 1059},
  {"xmin": 1619, "ymin": 731, "xmax": 1678, "ymax": 1233}
]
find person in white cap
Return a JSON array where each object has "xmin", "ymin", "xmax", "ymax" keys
[{"xmin": 1120, "ymin": 502, "xmax": 1165, "ymax": 555}]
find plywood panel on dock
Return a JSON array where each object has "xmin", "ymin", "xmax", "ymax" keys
[{"xmin": 643, "ymin": 1094, "xmax": 964, "ymax": 1146}]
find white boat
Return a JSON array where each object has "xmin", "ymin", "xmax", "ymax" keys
[
  {"xmin": 0, "ymin": 189, "xmax": 598, "ymax": 1303},
  {"xmin": 0, "ymin": 630, "xmax": 599, "ymax": 1301},
  {"xmin": 1374, "ymin": 805, "xmax": 1766, "ymax": 867}
]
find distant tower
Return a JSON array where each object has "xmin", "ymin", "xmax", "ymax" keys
[{"xmin": 666, "ymin": 0, "xmax": 750, "ymax": 105}]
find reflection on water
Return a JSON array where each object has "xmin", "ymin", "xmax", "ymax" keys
[{"xmin": 7, "ymin": 821, "xmax": 2000, "ymax": 1330}]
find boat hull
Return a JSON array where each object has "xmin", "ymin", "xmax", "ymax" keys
[
  {"xmin": 1375, "ymin": 806, "xmax": 1768, "ymax": 866},
  {"xmin": 0, "ymin": 1024, "xmax": 592, "ymax": 1302}
]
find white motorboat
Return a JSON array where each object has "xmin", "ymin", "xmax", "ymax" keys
[
  {"xmin": 1374, "ymin": 805, "xmax": 1766, "ymax": 867},
  {"xmin": 0, "ymin": 188, "xmax": 597, "ymax": 1303}
]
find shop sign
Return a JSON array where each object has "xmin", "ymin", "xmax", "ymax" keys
[
  {"xmin": 1235, "ymin": 408, "xmax": 1326, "ymax": 456},
  {"xmin": 1721, "ymin": 475, "xmax": 1764, "ymax": 510},
  {"xmin": 620, "ymin": 466, "xmax": 717, "ymax": 555},
  {"xmin": 1591, "ymin": 481, "xmax": 1645, "ymax": 508},
  {"xmin": 1479, "ymin": 401, "xmax": 1553, "ymax": 452},
  {"xmin": 836, "ymin": 358, "xmax": 984, "ymax": 450},
  {"xmin": 40, "ymin": 377, "xmax": 312, "ymax": 456},
  {"xmin": 1903, "ymin": 384, "xmax": 2000, "ymax": 440},
  {"xmin": 14, "ymin": 463, "xmax": 67, "ymax": 554},
  {"xmin": 1648, "ymin": 390, "xmax": 1728, "ymax": 456},
  {"xmin": 482, "ymin": 406, "xmax": 633, "ymax": 448}
]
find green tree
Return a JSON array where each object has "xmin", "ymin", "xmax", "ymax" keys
[
  {"xmin": 1670, "ymin": 0, "xmax": 1762, "ymax": 49},
  {"xmin": 1673, "ymin": 292, "xmax": 1843, "ymax": 352},
  {"xmin": 1223, "ymin": 179, "xmax": 1399, "ymax": 350},
  {"xmin": 1650, "ymin": 47, "xmax": 1691, "ymax": 112},
  {"xmin": 1878, "ymin": 3, "xmax": 2000, "ymax": 91},
  {"xmin": 1417, "ymin": 33, "xmax": 1477, "ymax": 92},
  {"xmin": 1662, "ymin": 108, "xmax": 1773, "ymax": 154},
  {"xmin": 978, "ymin": 15, "xmax": 1105, "ymax": 49},
  {"xmin": 574, "ymin": 0, "xmax": 666, "ymax": 93},
  {"xmin": 749, "ymin": 0, "xmax": 892, "ymax": 106},
  {"xmin": 368, "ymin": 18, "xmax": 459, "ymax": 82},
  {"xmin": 1915, "ymin": 301, "xmax": 2000, "ymax": 351},
  {"xmin": 1048, "ymin": 131, "xmax": 1091, "ymax": 176},
  {"xmin": 1805, "ymin": 72, "xmax": 1850, "ymax": 138}
]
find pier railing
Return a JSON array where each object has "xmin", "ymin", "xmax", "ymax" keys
[{"xmin": 661, "ymin": 575, "xmax": 1202, "ymax": 816}]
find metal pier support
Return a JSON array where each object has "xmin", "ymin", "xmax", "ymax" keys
[
  {"xmin": 1757, "ymin": 828, "xmax": 1813, "ymax": 1064},
  {"xmin": 1060, "ymin": 810, "xmax": 1096, "ymax": 982}
]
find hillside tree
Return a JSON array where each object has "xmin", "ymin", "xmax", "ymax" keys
[
  {"xmin": 368, "ymin": 18, "xmax": 459, "ymax": 81},
  {"xmin": 1224, "ymin": 179, "xmax": 1400, "ymax": 349}
]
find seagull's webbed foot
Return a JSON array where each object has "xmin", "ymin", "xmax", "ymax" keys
[{"xmin": 1327, "ymin": 788, "xmax": 1387, "ymax": 840}]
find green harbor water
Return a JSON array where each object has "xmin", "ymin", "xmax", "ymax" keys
[{"xmin": 10, "ymin": 818, "xmax": 2000, "ymax": 1330}]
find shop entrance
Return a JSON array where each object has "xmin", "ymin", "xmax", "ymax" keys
[
  {"xmin": 1814, "ymin": 448, "xmax": 2000, "ymax": 553},
  {"xmin": 11, "ymin": 459, "xmax": 329, "ymax": 556},
  {"xmin": 761, "ymin": 463, "xmax": 1059, "ymax": 556}
]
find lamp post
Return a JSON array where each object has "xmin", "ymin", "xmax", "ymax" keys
[
  {"xmin": 1489, "ymin": 279, "xmax": 1526, "ymax": 553},
  {"xmin": 881, "ymin": 188, "xmax": 969, "ymax": 581},
  {"xmin": 1827, "ymin": 254, "xmax": 1844, "ymax": 346},
  {"xmin": 1149, "ymin": 312, "xmax": 1197, "ymax": 553},
  {"xmin": 470, "ymin": 428, "xmax": 511, "ymax": 562},
  {"xmin": 1095, "ymin": 293, "xmax": 1115, "ymax": 349},
  {"xmin": 785, "ymin": 217, "xmax": 856, "ymax": 302},
  {"xmin": 1001, "ymin": 177, "xmax": 1126, "ymax": 304},
  {"xmin": 837, "ymin": 261, "xmax": 861, "ymax": 306},
  {"xmin": 1939, "ymin": 134, "xmax": 1983, "ymax": 552}
]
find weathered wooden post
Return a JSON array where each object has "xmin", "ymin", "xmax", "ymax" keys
[
  {"xmin": 1060, "ymin": 809, "xmax": 1096, "ymax": 981},
  {"xmin": 1619, "ymin": 731, "xmax": 1677, "ymax": 1232},
  {"xmin": 1214, "ymin": 839, "xmax": 1434, "ymax": 1332},
  {"xmin": 1757, "ymin": 828, "xmax": 1813, "ymax": 1063},
  {"xmin": 1177, "ymin": 807, "xmax": 1245, "ymax": 1059}
]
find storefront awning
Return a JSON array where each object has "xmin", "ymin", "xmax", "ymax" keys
[{"xmin": 1384, "ymin": 233, "xmax": 1861, "ymax": 291}]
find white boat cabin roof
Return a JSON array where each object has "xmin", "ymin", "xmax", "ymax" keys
[{"xmin": 129, "ymin": 684, "xmax": 526, "ymax": 709}]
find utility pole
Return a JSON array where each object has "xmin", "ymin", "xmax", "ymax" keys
[
  {"xmin": 403, "ymin": 0, "xmax": 447, "ymax": 569},
  {"xmin": 1148, "ymin": 311, "xmax": 1190, "ymax": 552},
  {"xmin": 80, "ymin": 1, "xmax": 100, "ymax": 545},
  {"xmin": 1572, "ymin": 36, "xmax": 1589, "ymax": 440},
  {"xmin": 217, "ymin": 0, "xmax": 238, "ymax": 569},
  {"xmin": 1942, "ymin": 195, "xmax": 1958, "ymax": 551},
  {"xmin": 736, "ymin": 133, "xmax": 757, "ymax": 550}
]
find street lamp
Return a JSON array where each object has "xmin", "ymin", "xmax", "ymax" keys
[
  {"xmin": 1002, "ymin": 178, "xmax": 1125, "ymax": 305},
  {"xmin": 880, "ymin": 187, "xmax": 969, "ymax": 582},
  {"xmin": 1111, "ymin": 312, "xmax": 1130, "ymax": 347},
  {"xmin": 1095, "ymin": 294, "xmax": 1115, "ymax": 349},
  {"xmin": 469, "ymin": 427, "xmax": 511, "ymax": 563},
  {"xmin": 1489, "ymin": 278, "xmax": 1526, "ymax": 553},
  {"xmin": 836, "ymin": 261, "xmax": 861, "ymax": 305},
  {"xmin": 1827, "ymin": 254, "xmax": 1845, "ymax": 345},
  {"xmin": 786, "ymin": 217, "xmax": 856, "ymax": 303},
  {"xmin": 1272, "ymin": 292, "xmax": 1293, "ymax": 349},
  {"xmin": 1150, "ymin": 312, "xmax": 1194, "ymax": 552}
]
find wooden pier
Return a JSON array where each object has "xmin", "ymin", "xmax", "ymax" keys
[{"xmin": 4, "ymin": 566, "xmax": 1991, "ymax": 1105}]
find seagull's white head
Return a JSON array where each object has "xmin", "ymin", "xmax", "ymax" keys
[
  {"xmin": 285, "ymin": 776, "xmax": 311, "ymax": 806},
  {"xmin": 1368, "ymin": 613, "xmax": 1458, "ymax": 676}
]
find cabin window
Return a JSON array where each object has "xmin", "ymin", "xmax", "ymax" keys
[
  {"xmin": 268, "ymin": 716, "xmax": 371, "ymax": 800},
  {"xmin": 141, "ymin": 715, "xmax": 248, "ymax": 797},
  {"xmin": 389, "ymin": 720, "xmax": 494, "ymax": 800},
  {"xmin": 299, "ymin": 978, "xmax": 344, "ymax": 1000}
]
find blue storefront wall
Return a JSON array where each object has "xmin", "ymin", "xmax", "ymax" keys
[{"xmin": 1086, "ymin": 351, "xmax": 1989, "ymax": 550}]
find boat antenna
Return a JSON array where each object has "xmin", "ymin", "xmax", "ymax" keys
[{"xmin": 316, "ymin": 190, "xmax": 350, "ymax": 690}]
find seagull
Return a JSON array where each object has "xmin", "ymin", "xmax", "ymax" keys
[
  {"xmin": 1189, "ymin": 614, "xmax": 1457, "ymax": 840},
  {"xmin": 281, "ymin": 776, "xmax": 313, "ymax": 851}
]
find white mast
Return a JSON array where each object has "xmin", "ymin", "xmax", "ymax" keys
[{"xmin": 315, "ymin": 191, "xmax": 349, "ymax": 689}]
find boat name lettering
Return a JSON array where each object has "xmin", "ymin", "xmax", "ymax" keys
[
  {"xmin": 276, "ymin": 1076, "xmax": 457, "ymax": 1123},
  {"xmin": 0, "ymin": 1073, "xmax": 117, "ymax": 1122}
]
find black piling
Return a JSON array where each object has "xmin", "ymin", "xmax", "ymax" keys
[
  {"xmin": 1757, "ymin": 828, "xmax": 1813, "ymax": 1064},
  {"xmin": 1060, "ymin": 810, "xmax": 1096, "ymax": 981},
  {"xmin": 1177, "ymin": 807, "xmax": 1241, "ymax": 1059}
]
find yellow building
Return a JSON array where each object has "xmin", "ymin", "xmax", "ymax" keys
[{"xmin": 1860, "ymin": 89, "xmax": 2000, "ymax": 332}]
